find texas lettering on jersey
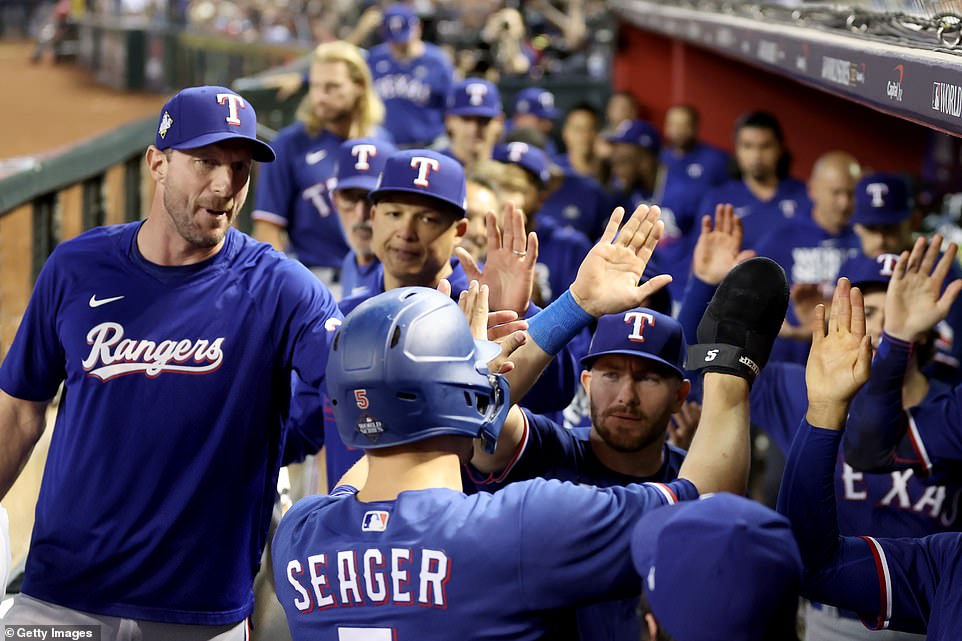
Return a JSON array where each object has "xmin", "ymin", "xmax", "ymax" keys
[
  {"xmin": 840, "ymin": 463, "xmax": 961, "ymax": 527},
  {"xmin": 82, "ymin": 322, "xmax": 225, "ymax": 380},
  {"xmin": 374, "ymin": 75, "xmax": 431, "ymax": 104},
  {"xmin": 284, "ymin": 547, "xmax": 451, "ymax": 611}
]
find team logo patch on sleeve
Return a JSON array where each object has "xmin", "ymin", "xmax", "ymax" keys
[{"xmin": 362, "ymin": 510, "xmax": 390, "ymax": 532}]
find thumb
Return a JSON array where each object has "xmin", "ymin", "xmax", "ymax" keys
[
  {"xmin": 454, "ymin": 247, "xmax": 482, "ymax": 281},
  {"xmin": 436, "ymin": 278, "xmax": 452, "ymax": 298}
]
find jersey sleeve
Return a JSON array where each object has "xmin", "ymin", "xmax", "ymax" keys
[
  {"xmin": 252, "ymin": 133, "xmax": 295, "ymax": 227},
  {"xmin": 676, "ymin": 275, "xmax": 717, "ymax": 345},
  {"xmin": 749, "ymin": 362, "xmax": 807, "ymax": 454},
  {"xmin": 842, "ymin": 333, "xmax": 959, "ymax": 478},
  {"xmin": 466, "ymin": 409, "xmax": 575, "ymax": 487},
  {"xmin": 517, "ymin": 478, "xmax": 698, "ymax": 610},
  {"xmin": 0, "ymin": 249, "xmax": 67, "ymax": 401}
]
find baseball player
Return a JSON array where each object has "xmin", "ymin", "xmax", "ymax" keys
[
  {"xmin": 632, "ymin": 493, "xmax": 802, "ymax": 641},
  {"xmin": 439, "ymin": 78, "xmax": 504, "ymax": 170},
  {"xmin": 0, "ymin": 87, "xmax": 341, "ymax": 638},
  {"xmin": 849, "ymin": 173, "xmax": 962, "ymax": 380},
  {"xmin": 777, "ymin": 277, "xmax": 962, "ymax": 641},
  {"xmin": 555, "ymin": 102, "xmax": 604, "ymax": 180},
  {"xmin": 845, "ymin": 235, "xmax": 962, "ymax": 481},
  {"xmin": 659, "ymin": 104, "xmax": 731, "ymax": 207},
  {"xmin": 368, "ymin": 4, "xmax": 454, "ymax": 147},
  {"xmin": 506, "ymin": 87, "xmax": 561, "ymax": 157},
  {"xmin": 253, "ymin": 41, "xmax": 385, "ymax": 287},
  {"xmin": 755, "ymin": 151, "xmax": 863, "ymax": 365},
  {"xmin": 272, "ymin": 203, "xmax": 789, "ymax": 640},
  {"xmin": 460, "ymin": 162, "xmax": 505, "ymax": 264},
  {"xmin": 331, "ymin": 137, "xmax": 397, "ymax": 299},
  {"xmin": 697, "ymin": 111, "xmax": 810, "ymax": 250}
]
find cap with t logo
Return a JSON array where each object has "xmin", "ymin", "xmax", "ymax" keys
[
  {"xmin": 446, "ymin": 79, "xmax": 502, "ymax": 119},
  {"xmin": 369, "ymin": 149, "xmax": 467, "ymax": 216}
]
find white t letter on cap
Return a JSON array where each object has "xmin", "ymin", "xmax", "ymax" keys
[
  {"xmin": 466, "ymin": 83, "xmax": 488, "ymax": 106},
  {"xmin": 866, "ymin": 182, "xmax": 889, "ymax": 208},
  {"xmin": 217, "ymin": 93, "xmax": 246, "ymax": 126},
  {"xmin": 625, "ymin": 311, "xmax": 655, "ymax": 343},
  {"xmin": 507, "ymin": 142, "xmax": 529, "ymax": 162},
  {"xmin": 353, "ymin": 144, "xmax": 378, "ymax": 171},
  {"xmin": 410, "ymin": 157, "xmax": 441, "ymax": 187}
]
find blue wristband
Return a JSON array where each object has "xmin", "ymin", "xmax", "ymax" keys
[{"xmin": 527, "ymin": 290, "xmax": 594, "ymax": 355}]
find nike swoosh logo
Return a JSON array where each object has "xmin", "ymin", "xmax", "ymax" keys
[
  {"xmin": 305, "ymin": 149, "xmax": 327, "ymax": 165},
  {"xmin": 89, "ymin": 295, "xmax": 125, "ymax": 308}
]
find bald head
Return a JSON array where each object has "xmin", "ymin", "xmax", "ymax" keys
[{"xmin": 808, "ymin": 151, "xmax": 861, "ymax": 234}]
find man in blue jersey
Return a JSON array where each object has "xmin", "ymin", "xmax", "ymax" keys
[
  {"xmin": 441, "ymin": 78, "xmax": 504, "ymax": 171},
  {"xmin": 272, "ymin": 202, "xmax": 787, "ymax": 641},
  {"xmin": 777, "ymin": 272, "xmax": 962, "ymax": 641},
  {"xmin": 660, "ymin": 104, "xmax": 730, "ymax": 207},
  {"xmin": 0, "ymin": 87, "xmax": 342, "ymax": 637},
  {"xmin": 508, "ymin": 87, "xmax": 560, "ymax": 157},
  {"xmin": 368, "ymin": 3, "xmax": 454, "ymax": 147},
  {"xmin": 556, "ymin": 102, "xmax": 604, "ymax": 182},
  {"xmin": 253, "ymin": 41, "xmax": 385, "ymax": 288},
  {"xmin": 698, "ymin": 111, "xmax": 810, "ymax": 250},
  {"xmin": 331, "ymin": 137, "xmax": 397, "ymax": 299}
]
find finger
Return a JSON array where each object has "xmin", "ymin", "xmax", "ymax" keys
[
  {"xmin": 700, "ymin": 214, "xmax": 712, "ymax": 237},
  {"xmin": 454, "ymin": 247, "xmax": 482, "ymax": 281},
  {"xmin": 719, "ymin": 203, "xmax": 733, "ymax": 235},
  {"xmin": 525, "ymin": 230, "xmax": 539, "ymax": 266},
  {"xmin": 488, "ymin": 319, "xmax": 529, "ymax": 341},
  {"xmin": 735, "ymin": 249, "xmax": 756, "ymax": 263},
  {"xmin": 511, "ymin": 203, "xmax": 527, "ymax": 253},
  {"xmin": 712, "ymin": 203, "xmax": 724, "ymax": 232},
  {"xmin": 931, "ymin": 242, "xmax": 958, "ymax": 288},
  {"xmin": 487, "ymin": 310, "xmax": 520, "ymax": 326},
  {"xmin": 493, "ymin": 329, "xmax": 527, "ymax": 364},
  {"xmin": 635, "ymin": 219, "xmax": 665, "ymax": 265},
  {"xmin": 475, "ymin": 283, "xmax": 491, "ymax": 334},
  {"xmin": 437, "ymin": 278, "xmax": 452, "ymax": 298},
  {"xmin": 812, "ymin": 303, "xmax": 826, "ymax": 344},
  {"xmin": 833, "ymin": 278, "xmax": 852, "ymax": 334},
  {"xmin": 855, "ymin": 335, "xmax": 874, "ymax": 386},
  {"xmin": 920, "ymin": 234, "xmax": 944, "ymax": 276},
  {"xmin": 633, "ymin": 273, "xmax": 672, "ymax": 306},
  {"xmin": 628, "ymin": 206, "xmax": 660, "ymax": 253},
  {"xmin": 618, "ymin": 203, "xmax": 649, "ymax": 246},
  {"xmin": 599, "ymin": 206, "xmax": 626, "ymax": 244},
  {"xmin": 906, "ymin": 236, "xmax": 927, "ymax": 273},
  {"xmin": 500, "ymin": 202, "xmax": 515, "ymax": 252},
  {"xmin": 850, "ymin": 286, "xmax": 866, "ymax": 343},
  {"xmin": 892, "ymin": 249, "xmax": 910, "ymax": 281},
  {"xmin": 485, "ymin": 210, "xmax": 502, "ymax": 253},
  {"xmin": 731, "ymin": 210, "xmax": 744, "ymax": 247},
  {"xmin": 937, "ymin": 279, "xmax": 962, "ymax": 317}
]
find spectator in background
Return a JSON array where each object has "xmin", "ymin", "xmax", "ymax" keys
[
  {"xmin": 480, "ymin": 7, "xmax": 534, "ymax": 79},
  {"xmin": 605, "ymin": 90, "xmax": 640, "ymax": 130},
  {"xmin": 369, "ymin": 3, "xmax": 454, "ymax": 147},
  {"xmin": 698, "ymin": 111, "xmax": 809, "ymax": 250},
  {"xmin": 507, "ymin": 87, "xmax": 561, "ymax": 156},
  {"xmin": 556, "ymin": 101, "xmax": 604, "ymax": 182},
  {"xmin": 440, "ymin": 78, "xmax": 504, "ymax": 171},
  {"xmin": 253, "ymin": 41, "xmax": 385, "ymax": 291},
  {"xmin": 660, "ymin": 104, "xmax": 731, "ymax": 207}
]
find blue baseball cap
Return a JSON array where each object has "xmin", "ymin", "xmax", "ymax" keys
[
  {"xmin": 492, "ymin": 142, "xmax": 552, "ymax": 187},
  {"xmin": 154, "ymin": 86, "xmax": 275, "ymax": 162},
  {"xmin": 382, "ymin": 4, "xmax": 418, "ymax": 44},
  {"xmin": 851, "ymin": 173, "xmax": 912, "ymax": 226},
  {"xmin": 631, "ymin": 493, "xmax": 802, "ymax": 641},
  {"xmin": 446, "ymin": 79, "xmax": 502, "ymax": 119},
  {"xmin": 605, "ymin": 119, "xmax": 661, "ymax": 153},
  {"xmin": 837, "ymin": 252, "xmax": 900, "ymax": 289},
  {"xmin": 581, "ymin": 308, "xmax": 686, "ymax": 378},
  {"xmin": 513, "ymin": 87, "xmax": 560, "ymax": 120},
  {"xmin": 369, "ymin": 149, "xmax": 467, "ymax": 216},
  {"xmin": 334, "ymin": 138, "xmax": 398, "ymax": 193}
]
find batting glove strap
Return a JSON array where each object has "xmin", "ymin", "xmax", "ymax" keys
[{"xmin": 687, "ymin": 343, "xmax": 761, "ymax": 384}]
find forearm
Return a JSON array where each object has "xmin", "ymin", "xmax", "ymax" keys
[
  {"xmin": 677, "ymin": 373, "xmax": 750, "ymax": 495},
  {"xmin": 677, "ymin": 276, "xmax": 717, "ymax": 343},
  {"xmin": 844, "ymin": 333, "xmax": 912, "ymax": 471},
  {"xmin": 0, "ymin": 390, "xmax": 47, "ymax": 501}
]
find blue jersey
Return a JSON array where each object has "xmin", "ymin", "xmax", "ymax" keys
[
  {"xmin": 468, "ymin": 410, "xmax": 686, "ymax": 641},
  {"xmin": 540, "ymin": 170, "xmax": 612, "ymax": 242},
  {"xmin": 369, "ymin": 43, "xmax": 453, "ymax": 146},
  {"xmin": 0, "ymin": 223, "xmax": 342, "ymax": 624},
  {"xmin": 755, "ymin": 218, "xmax": 862, "ymax": 365},
  {"xmin": 253, "ymin": 122, "xmax": 349, "ymax": 269},
  {"xmin": 751, "ymin": 363, "xmax": 962, "ymax": 539},
  {"xmin": 659, "ymin": 142, "xmax": 730, "ymax": 207},
  {"xmin": 698, "ymin": 177, "xmax": 811, "ymax": 249},
  {"xmin": 272, "ymin": 477, "xmax": 697, "ymax": 641},
  {"xmin": 534, "ymin": 217, "xmax": 593, "ymax": 305},
  {"xmin": 779, "ymin": 424, "xmax": 962, "ymax": 640},
  {"xmin": 339, "ymin": 251, "xmax": 382, "ymax": 300}
]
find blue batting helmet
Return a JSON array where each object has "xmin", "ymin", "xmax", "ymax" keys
[{"xmin": 326, "ymin": 287, "xmax": 510, "ymax": 452}]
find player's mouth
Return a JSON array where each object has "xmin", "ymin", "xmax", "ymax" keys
[{"xmin": 387, "ymin": 246, "xmax": 421, "ymax": 263}]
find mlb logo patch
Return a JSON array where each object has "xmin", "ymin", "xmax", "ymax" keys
[{"xmin": 362, "ymin": 510, "xmax": 390, "ymax": 532}]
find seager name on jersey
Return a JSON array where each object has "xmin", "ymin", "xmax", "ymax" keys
[
  {"xmin": 82, "ymin": 322, "xmax": 225, "ymax": 380},
  {"xmin": 285, "ymin": 547, "xmax": 450, "ymax": 612}
]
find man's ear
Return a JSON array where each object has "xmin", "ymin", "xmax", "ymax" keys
[
  {"xmin": 673, "ymin": 379, "xmax": 692, "ymax": 413},
  {"xmin": 580, "ymin": 369, "xmax": 592, "ymax": 396},
  {"xmin": 454, "ymin": 218, "xmax": 468, "ymax": 240},
  {"xmin": 145, "ymin": 146, "xmax": 168, "ymax": 182}
]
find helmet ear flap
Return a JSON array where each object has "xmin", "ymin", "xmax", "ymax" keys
[{"xmin": 478, "ymin": 374, "xmax": 510, "ymax": 454}]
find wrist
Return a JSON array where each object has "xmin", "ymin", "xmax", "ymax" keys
[
  {"xmin": 527, "ymin": 290, "xmax": 593, "ymax": 355},
  {"xmin": 569, "ymin": 284, "xmax": 602, "ymax": 318},
  {"xmin": 805, "ymin": 401, "xmax": 849, "ymax": 431},
  {"xmin": 883, "ymin": 324, "xmax": 922, "ymax": 344}
]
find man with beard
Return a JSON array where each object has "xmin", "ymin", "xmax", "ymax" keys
[
  {"xmin": 468, "ymin": 307, "xmax": 691, "ymax": 641},
  {"xmin": 253, "ymin": 41, "xmax": 386, "ymax": 287},
  {"xmin": 0, "ymin": 86, "xmax": 342, "ymax": 637}
]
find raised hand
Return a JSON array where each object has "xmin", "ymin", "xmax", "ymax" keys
[
  {"xmin": 569, "ymin": 204, "xmax": 672, "ymax": 318},
  {"xmin": 455, "ymin": 201, "xmax": 538, "ymax": 316},
  {"xmin": 691, "ymin": 204, "xmax": 756, "ymax": 286},
  {"xmin": 805, "ymin": 278, "xmax": 873, "ymax": 429},
  {"xmin": 884, "ymin": 235, "xmax": 962, "ymax": 343},
  {"xmin": 458, "ymin": 280, "xmax": 526, "ymax": 374},
  {"xmin": 668, "ymin": 400, "xmax": 702, "ymax": 451}
]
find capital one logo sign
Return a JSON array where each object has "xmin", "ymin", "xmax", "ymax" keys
[
  {"xmin": 410, "ymin": 156, "xmax": 440, "ymax": 187},
  {"xmin": 625, "ymin": 311, "xmax": 655, "ymax": 343},
  {"xmin": 465, "ymin": 83, "xmax": 488, "ymax": 106},
  {"xmin": 352, "ymin": 144, "xmax": 378, "ymax": 171},
  {"xmin": 216, "ymin": 93, "xmax": 246, "ymax": 126},
  {"xmin": 866, "ymin": 182, "xmax": 889, "ymax": 208}
]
